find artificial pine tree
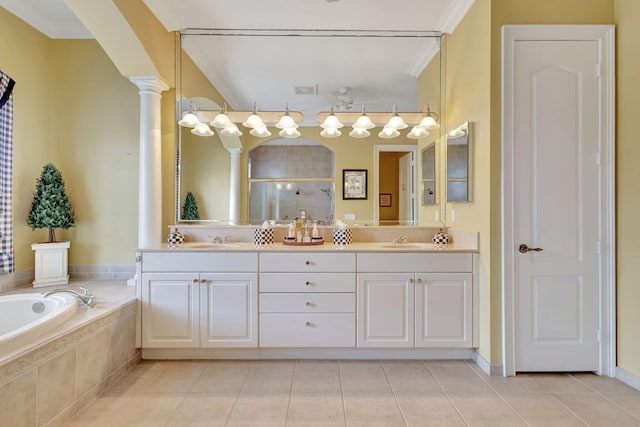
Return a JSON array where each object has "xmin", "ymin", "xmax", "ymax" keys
[
  {"xmin": 182, "ymin": 191, "xmax": 200, "ymax": 220},
  {"xmin": 27, "ymin": 163, "xmax": 76, "ymax": 243}
]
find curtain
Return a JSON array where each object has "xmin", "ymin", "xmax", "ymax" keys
[{"xmin": 0, "ymin": 69, "xmax": 15, "ymax": 273}]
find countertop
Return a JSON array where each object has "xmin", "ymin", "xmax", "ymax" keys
[{"xmin": 139, "ymin": 241, "xmax": 478, "ymax": 253}]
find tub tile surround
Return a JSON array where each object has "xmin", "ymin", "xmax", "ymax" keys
[
  {"xmin": 0, "ymin": 281, "xmax": 138, "ymax": 427},
  {"xmin": 0, "ymin": 265, "xmax": 135, "ymax": 293}
]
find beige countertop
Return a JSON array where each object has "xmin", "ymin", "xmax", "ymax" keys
[{"xmin": 139, "ymin": 241, "xmax": 478, "ymax": 253}]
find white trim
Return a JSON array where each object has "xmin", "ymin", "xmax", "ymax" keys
[
  {"xmin": 501, "ymin": 25, "xmax": 616, "ymax": 377},
  {"xmin": 438, "ymin": 0, "xmax": 477, "ymax": 34},
  {"xmin": 373, "ymin": 145, "xmax": 418, "ymax": 225},
  {"xmin": 616, "ymin": 367, "xmax": 640, "ymax": 391}
]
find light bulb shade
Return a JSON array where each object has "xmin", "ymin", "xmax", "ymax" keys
[
  {"xmin": 242, "ymin": 113, "xmax": 265, "ymax": 128},
  {"xmin": 220, "ymin": 122, "xmax": 243, "ymax": 137},
  {"xmin": 407, "ymin": 126, "xmax": 430, "ymax": 139},
  {"xmin": 191, "ymin": 122, "xmax": 214, "ymax": 137},
  {"xmin": 352, "ymin": 114, "xmax": 375, "ymax": 129},
  {"xmin": 418, "ymin": 115, "xmax": 440, "ymax": 130},
  {"xmin": 378, "ymin": 126, "xmax": 400, "ymax": 139},
  {"xmin": 275, "ymin": 114, "xmax": 298, "ymax": 129},
  {"xmin": 320, "ymin": 127, "xmax": 342, "ymax": 138},
  {"xmin": 250, "ymin": 126, "xmax": 272, "ymax": 137},
  {"xmin": 211, "ymin": 112, "xmax": 231, "ymax": 128},
  {"xmin": 178, "ymin": 112, "xmax": 199, "ymax": 128},
  {"xmin": 320, "ymin": 114, "xmax": 343, "ymax": 129},
  {"xmin": 448, "ymin": 128, "xmax": 466, "ymax": 138},
  {"xmin": 385, "ymin": 115, "xmax": 408, "ymax": 129},
  {"xmin": 279, "ymin": 127, "xmax": 301, "ymax": 138},
  {"xmin": 349, "ymin": 127, "xmax": 371, "ymax": 138}
]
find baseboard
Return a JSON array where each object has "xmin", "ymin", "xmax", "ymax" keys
[
  {"xmin": 472, "ymin": 350, "xmax": 504, "ymax": 376},
  {"xmin": 616, "ymin": 367, "xmax": 640, "ymax": 391},
  {"xmin": 142, "ymin": 347, "xmax": 476, "ymax": 360}
]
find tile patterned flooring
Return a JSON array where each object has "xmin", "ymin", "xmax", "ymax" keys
[{"xmin": 65, "ymin": 359, "xmax": 640, "ymax": 426}]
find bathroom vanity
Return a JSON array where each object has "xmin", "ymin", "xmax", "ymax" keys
[{"xmin": 137, "ymin": 229, "xmax": 478, "ymax": 359}]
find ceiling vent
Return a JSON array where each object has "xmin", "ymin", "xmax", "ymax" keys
[{"xmin": 293, "ymin": 85, "xmax": 318, "ymax": 96}]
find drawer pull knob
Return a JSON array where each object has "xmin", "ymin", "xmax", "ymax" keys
[
  {"xmin": 305, "ymin": 302, "xmax": 313, "ymax": 306},
  {"xmin": 305, "ymin": 261, "xmax": 311, "ymax": 265},
  {"xmin": 305, "ymin": 322, "xmax": 313, "ymax": 327},
  {"xmin": 305, "ymin": 281, "xmax": 311, "ymax": 286}
]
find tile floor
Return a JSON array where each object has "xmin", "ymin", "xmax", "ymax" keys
[{"xmin": 65, "ymin": 359, "xmax": 640, "ymax": 426}]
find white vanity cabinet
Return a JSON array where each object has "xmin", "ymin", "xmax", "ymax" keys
[
  {"xmin": 259, "ymin": 252, "xmax": 357, "ymax": 347},
  {"xmin": 140, "ymin": 252, "xmax": 258, "ymax": 348},
  {"xmin": 357, "ymin": 253, "xmax": 474, "ymax": 348}
]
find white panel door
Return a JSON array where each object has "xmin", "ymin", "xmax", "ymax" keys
[
  {"xmin": 514, "ymin": 40, "xmax": 600, "ymax": 371},
  {"xmin": 141, "ymin": 273, "xmax": 200, "ymax": 347},
  {"xmin": 398, "ymin": 152, "xmax": 414, "ymax": 223},
  {"xmin": 415, "ymin": 273, "xmax": 472, "ymax": 348},
  {"xmin": 200, "ymin": 273, "xmax": 258, "ymax": 347},
  {"xmin": 357, "ymin": 273, "xmax": 414, "ymax": 347}
]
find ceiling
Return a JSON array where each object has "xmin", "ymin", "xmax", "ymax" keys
[{"xmin": 0, "ymin": 0, "xmax": 475, "ymax": 123}]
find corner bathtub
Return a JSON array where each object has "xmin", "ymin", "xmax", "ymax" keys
[{"xmin": 0, "ymin": 292, "xmax": 77, "ymax": 354}]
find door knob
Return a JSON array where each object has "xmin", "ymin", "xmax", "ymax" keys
[{"xmin": 519, "ymin": 244, "xmax": 543, "ymax": 253}]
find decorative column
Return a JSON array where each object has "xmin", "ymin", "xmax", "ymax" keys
[
  {"xmin": 228, "ymin": 148, "xmax": 242, "ymax": 224},
  {"xmin": 129, "ymin": 76, "xmax": 169, "ymax": 248}
]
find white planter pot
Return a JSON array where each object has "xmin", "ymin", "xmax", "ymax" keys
[{"xmin": 31, "ymin": 241, "xmax": 70, "ymax": 288}]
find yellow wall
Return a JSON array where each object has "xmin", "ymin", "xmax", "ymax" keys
[
  {"xmin": 0, "ymin": 8, "xmax": 141, "ymax": 268},
  {"xmin": 444, "ymin": 0, "xmax": 492, "ymax": 362},
  {"xmin": 615, "ymin": 0, "xmax": 640, "ymax": 378}
]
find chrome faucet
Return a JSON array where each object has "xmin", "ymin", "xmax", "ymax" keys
[
  {"xmin": 43, "ymin": 287, "xmax": 97, "ymax": 308},
  {"xmin": 392, "ymin": 235, "xmax": 409, "ymax": 244}
]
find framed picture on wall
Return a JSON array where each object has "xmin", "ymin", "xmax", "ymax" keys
[
  {"xmin": 379, "ymin": 193, "xmax": 392, "ymax": 207},
  {"xmin": 343, "ymin": 169, "xmax": 367, "ymax": 200}
]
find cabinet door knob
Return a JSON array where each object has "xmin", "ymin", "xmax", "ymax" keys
[
  {"xmin": 416, "ymin": 278, "xmax": 422, "ymax": 283},
  {"xmin": 409, "ymin": 278, "xmax": 414, "ymax": 283},
  {"xmin": 305, "ymin": 302, "xmax": 313, "ymax": 306},
  {"xmin": 192, "ymin": 279, "xmax": 199, "ymax": 284},
  {"xmin": 305, "ymin": 281, "xmax": 311, "ymax": 286},
  {"xmin": 305, "ymin": 322, "xmax": 313, "ymax": 327},
  {"xmin": 305, "ymin": 261, "xmax": 311, "ymax": 265}
]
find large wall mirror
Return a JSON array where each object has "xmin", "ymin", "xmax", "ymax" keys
[{"xmin": 176, "ymin": 29, "xmax": 446, "ymax": 226}]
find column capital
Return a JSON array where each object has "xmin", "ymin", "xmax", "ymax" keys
[
  {"xmin": 227, "ymin": 147, "xmax": 243, "ymax": 155},
  {"xmin": 129, "ymin": 76, "xmax": 170, "ymax": 94}
]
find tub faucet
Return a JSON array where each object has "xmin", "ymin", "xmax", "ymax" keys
[{"xmin": 43, "ymin": 287, "xmax": 97, "ymax": 308}]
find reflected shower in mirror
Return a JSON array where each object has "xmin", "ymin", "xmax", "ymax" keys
[
  {"xmin": 248, "ymin": 139, "xmax": 335, "ymax": 224},
  {"xmin": 446, "ymin": 121, "xmax": 472, "ymax": 202}
]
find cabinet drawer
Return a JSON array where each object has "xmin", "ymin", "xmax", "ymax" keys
[
  {"xmin": 259, "ymin": 273, "xmax": 355, "ymax": 292},
  {"xmin": 142, "ymin": 252, "xmax": 258, "ymax": 272},
  {"xmin": 260, "ymin": 252, "xmax": 355, "ymax": 272},
  {"xmin": 260, "ymin": 293, "xmax": 355, "ymax": 313},
  {"xmin": 357, "ymin": 253, "xmax": 472, "ymax": 273},
  {"xmin": 260, "ymin": 313, "xmax": 355, "ymax": 347}
]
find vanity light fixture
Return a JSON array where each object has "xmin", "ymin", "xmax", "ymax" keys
[
  {"xmin": 384, "ymin": 104, "xmax": 408, "ymax": 130},
  {"xmin": 320, "ymin": 126, "xmax": 342, "ymax": 138},
  {"xmin": 352, "ymin": 105, "xmax": 376, "ymax": 130},
  {"xmin": 275, "ymin": 103, "xmax": 299, "ymax": 129},
  {"xmin": 406, "ymin": 126, "xmax": 430, "ymax": 139},
  {"xmin": 177, "ymin": 102, "xmax": 200, "ymax": 128},
  {"xmin": 210, "ymin": 104, "xmax": 232, "ymax": 128},
  {"xmin": 279, "ymin": 127, "xmax": 301, "ymax": 138},
  {"xmin": 348, "ymin": 127, "xmax": 371, "ymax": 138},
  {"xmin": 250, "ymin": 125, "xmax": 272, "ymax": 137},
  {"xmin": 220, "ymin": 121, "xmax": 243, "ymax": 137},
  {"xmin": 378, "ymin": 126, "xmax": 400, "ymax": 139},
  {"xmin": 417, "ymin": 105, "xmax": 441, "ymax": 130},
  {"xmin": 242, "ymin": 103, "xmax": 266, "ymax": 128},
  {"xmin": 448, "ymin": 122, "xmax": 468, "ymax": 138},
  {"xmin": 191, "ymin": 122, "xmax": 214, "ymax": 137},
  {"xmin": 320, "ymin": 106, "xmax": 344, "ymax": 129}
]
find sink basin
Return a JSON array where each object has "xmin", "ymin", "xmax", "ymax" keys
[
  {"xmin": 380, "ymin": 244, "xmax": 428, "ymax": 249},
  {"xmin": 188, "ymin": 243, "xmax": 246, "ymax": 249}
]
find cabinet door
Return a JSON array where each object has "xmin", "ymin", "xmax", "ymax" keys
[
  {"xmin": 357, "ymin": 273, "xmax": 414, "ymax": 347},
  {"xmin": 141, "ymin": 273, "xmax": 199, "ymax": 347},
  {"xmin": 200, "ymin": 273, "xmax": 258, "ymax": 347},
  {"xmin": 415, "ymin": 273, "xmax": 472, "ymax": 347}
]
